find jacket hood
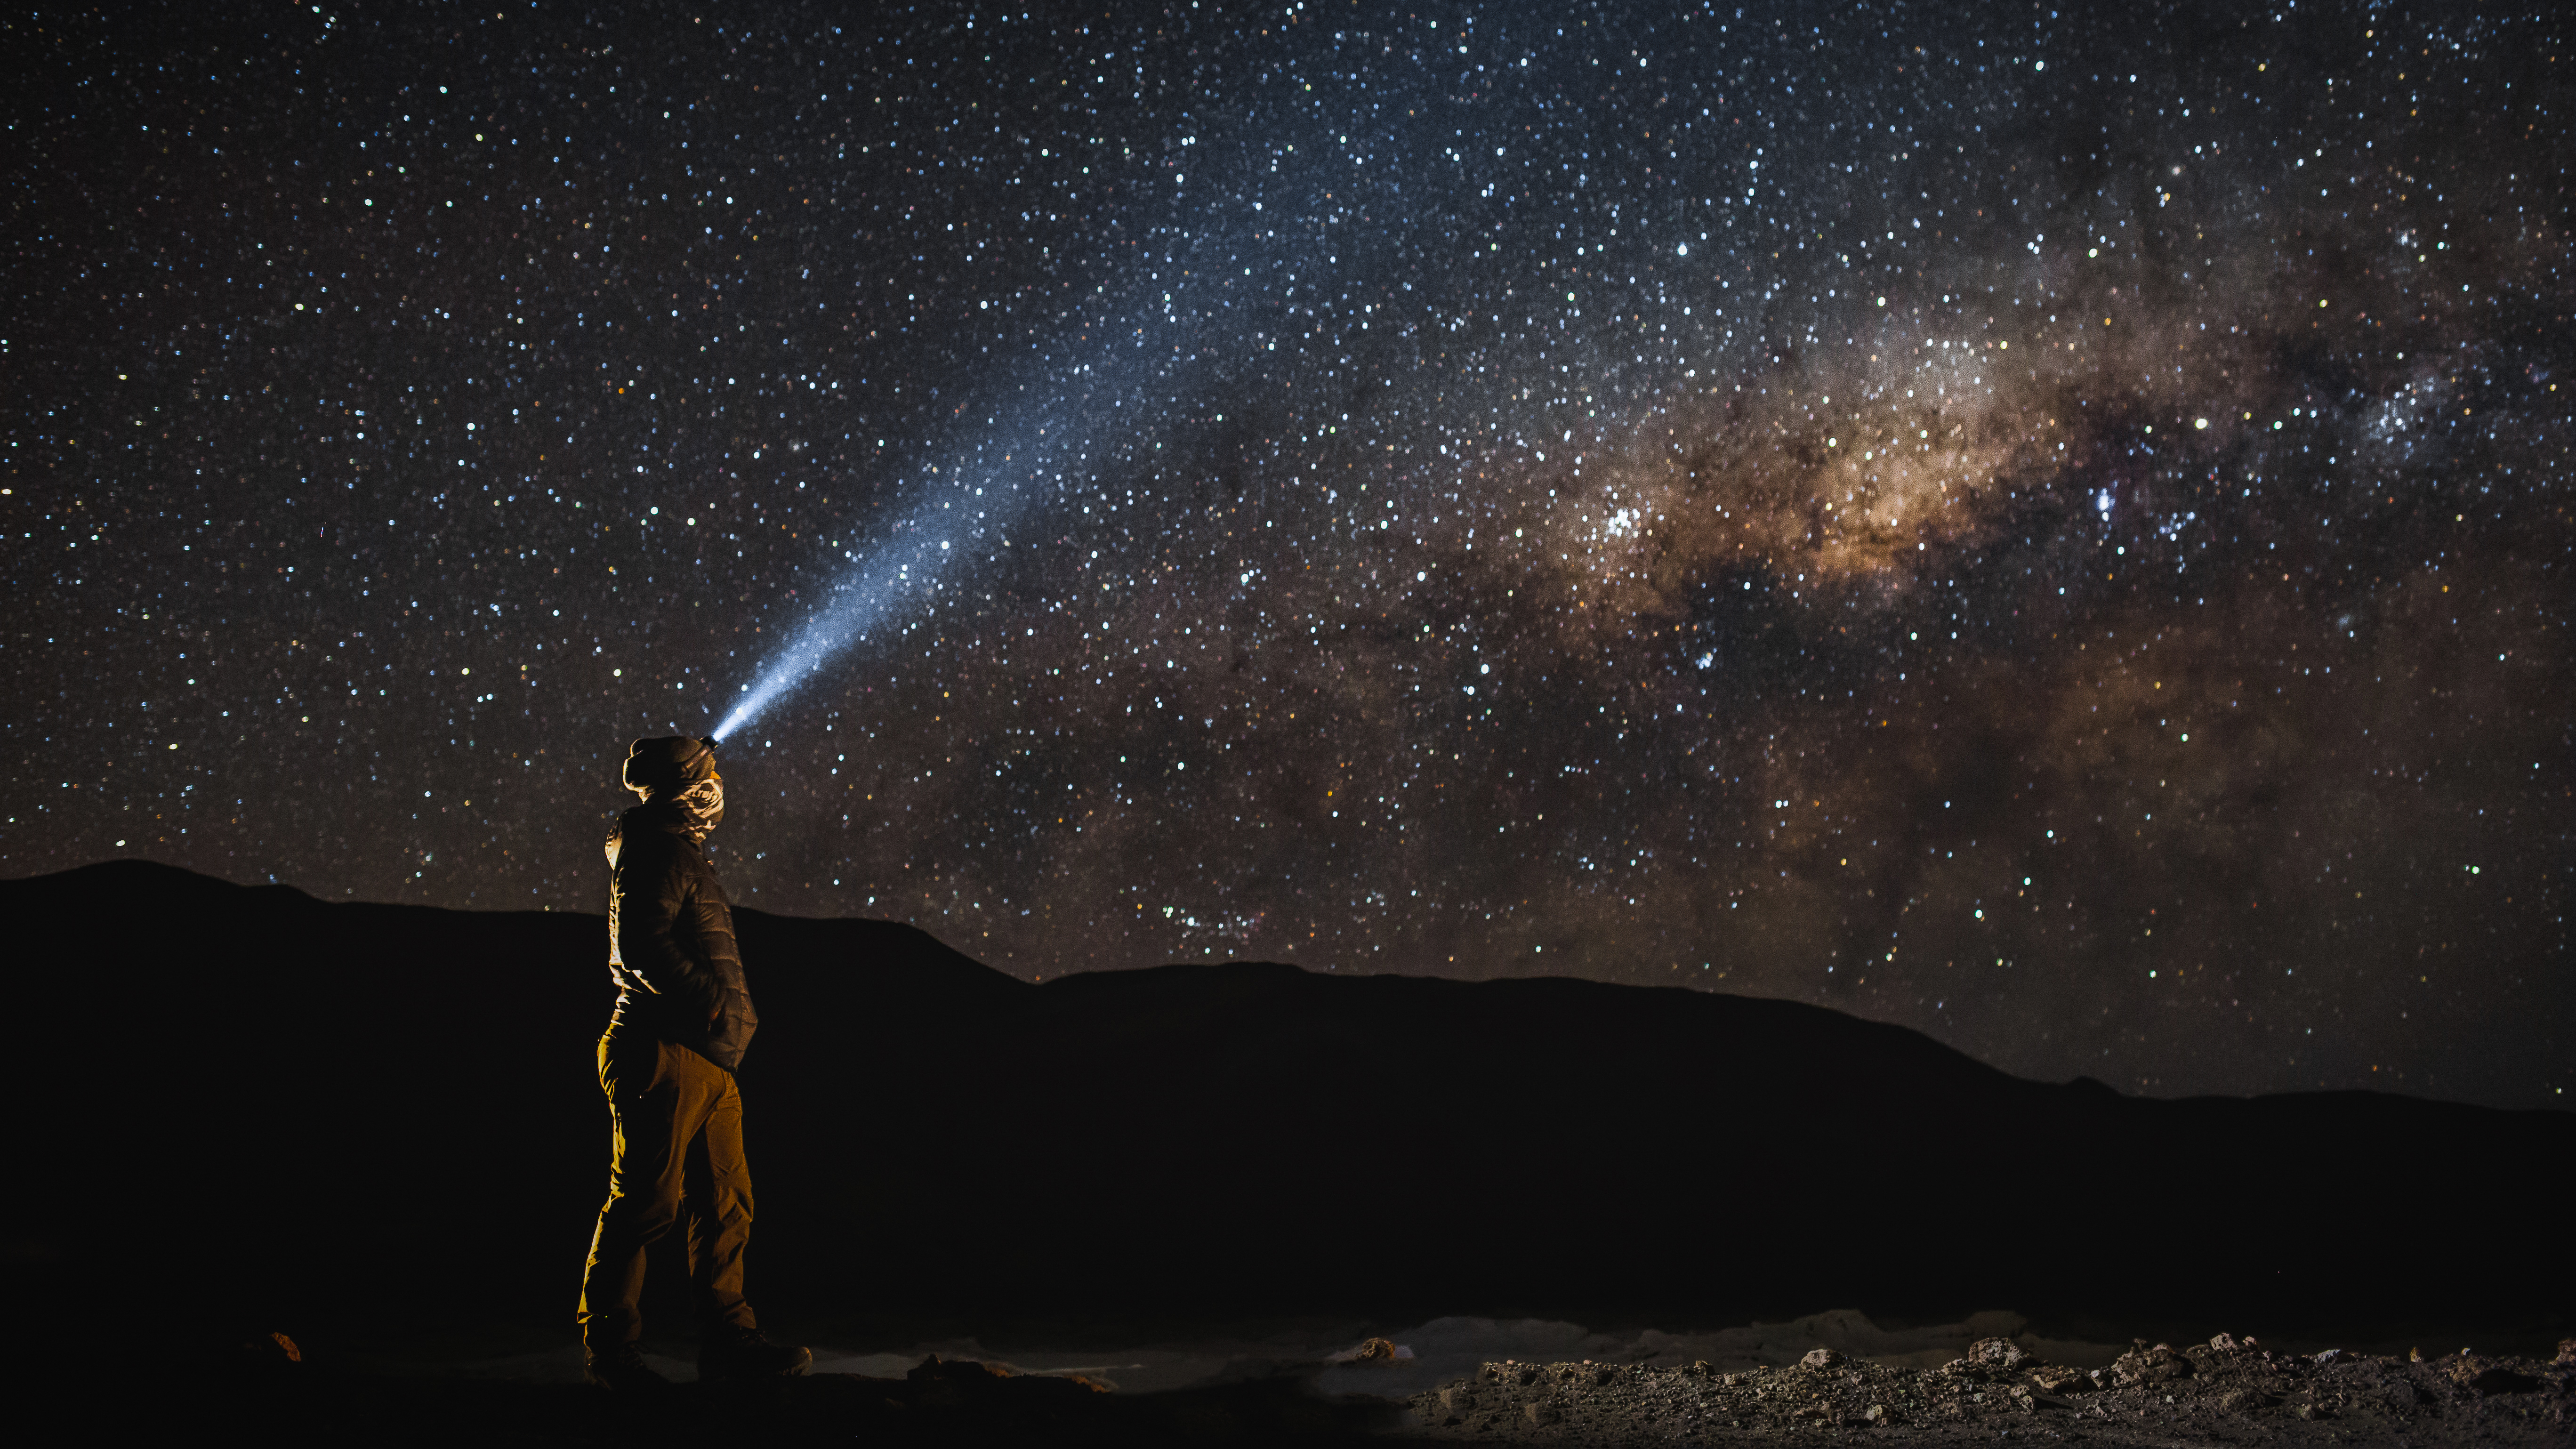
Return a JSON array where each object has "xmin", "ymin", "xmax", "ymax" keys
[{"xmin": 622, "ymin": 735, "xmax": 718, "ymax": 797}]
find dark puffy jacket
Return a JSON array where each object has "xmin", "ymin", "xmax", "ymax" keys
[{"xmin": 604, "ymin": 801, "xmax": 758, "ymax": 1071}]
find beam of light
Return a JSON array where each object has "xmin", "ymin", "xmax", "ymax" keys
[
  {"xmin": 712, "ymin": 320, "xmax": 1189, "ymax": 743},
  {"xmin": 713, "ymin": 385, "xmax": 1112, "ymax": 742},
  {"xmin": 712, "ymin": 110, "xmax": 1407, "ymax": 742},
  {"xmin": 710, "ymin": 485, "xmax": 968, "ymax": 741}
]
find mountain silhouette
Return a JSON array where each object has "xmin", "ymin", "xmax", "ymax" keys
[{"xmin": 16, "ymin": 861, "xmax": 2567, "ymax": 1352}]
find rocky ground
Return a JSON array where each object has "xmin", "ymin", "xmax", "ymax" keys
[
  {"xmin": 125, "ymin": 1328, "xmax": 2575, "ymax": 1445},
  {"xmin": 1395, "ymin": 1335, "xmax": 2576, "ymax": 1445}
]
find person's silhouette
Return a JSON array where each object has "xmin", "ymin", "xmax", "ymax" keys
[{"xmin": 576, "ymin": 735, "xmax": 810, "ymax": 1390}]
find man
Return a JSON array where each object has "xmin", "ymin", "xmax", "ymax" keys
[{"xmin": 577, "ymin": 735, "xmax": 811, "ymax": 1390}]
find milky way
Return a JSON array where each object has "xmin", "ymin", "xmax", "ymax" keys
[{"xmin": 6, "ymin": 2, "xmax": 2568, "ymax": 1108}]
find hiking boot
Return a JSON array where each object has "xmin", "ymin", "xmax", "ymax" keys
[
  {"xmin": 699, "ymin": 1325, "xmax": 813, "ymax": 1381},
  {"xmin": 583, "ymin": 1342, "xmax": 673, "ymax": 1393}
]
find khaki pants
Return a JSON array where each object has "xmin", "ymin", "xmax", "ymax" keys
[{"xmin": 577, "ymin": 1037, "xmax": 757, "ymax": 1350}]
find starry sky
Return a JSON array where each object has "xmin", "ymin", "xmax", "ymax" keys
[{"xmin": 6, "ymin": 1, "xmax": 2568, "ymax": 1108}]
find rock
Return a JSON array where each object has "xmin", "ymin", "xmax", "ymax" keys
[
  {"xmin": 2557, "ymin": 1338, "xmax": 2576, "ymax": 1365},
  {"xmin": 907, "ymin": 1355, "xmax": 1020, "ymax": 1410},
  {"xmin": 1344, "ymin": 1336, "xmax": 1401, "ymax": 1363},
  {"xmin": 2112, "ymin": 1343, "xmax": 2194, "ymax": 1385},
  {"xmin": 1963, "ymin": 1336, "xmax": 2028, "ymax": 1368},
  {"xmin": 2208, "ymin": 1331, "xmax": 2238, "ymax": 1352},
  {"xmin": 1412, "ymin": 1348, "xmax": 2573, "ymax": 1449},
  {"xmin": 1799, "ymin": 1347, "xmax": 1844, "ymax": 1369},
  {"xmin": 2028, "ymin": 1364, "xmax": 2092, "ymax": 1395},
  {"xmin": 237, "ymin": 1330, "xmax": 303, "ymax": 1367},
  {"xmin": 2456, "ymin": 1364, "xmax": 2544, "ymax": 1396}
]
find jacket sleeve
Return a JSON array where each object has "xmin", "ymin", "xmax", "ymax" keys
[{"xmin": 615, "ymin": 839, "xmax": 728, "ymax": 1023}]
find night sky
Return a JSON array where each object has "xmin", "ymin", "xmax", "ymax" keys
[{"xmin": 7, "ymin": 2, "xmax": 2567, "ymax": 1108}]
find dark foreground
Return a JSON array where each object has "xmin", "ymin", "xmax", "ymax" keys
[
  {"xmin": 1397, "ymin": 1336, "xmax": 2576, "ymax": 1446},
  {"xmin": 22, "ymin": 862, "xmax": 2574, "ymax": 1347},
  {"xmin": 161, "ymin": 1336, "xmax": 2573, "ymax": 1447},
  {"xmin": 181, "ymin": 1352, "xmax": 1400, "ymax": 1447},
  {"xmin": 19, "ymin": 863, "xmax": 2571, "ymax": 1445}
]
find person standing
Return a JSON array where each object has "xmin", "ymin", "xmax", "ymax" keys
[{"xmin": 577, "ymin": 735, "xmax": 810, "ymax": 1390}]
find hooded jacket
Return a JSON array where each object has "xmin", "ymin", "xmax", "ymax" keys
[{"xmin": 605, "ymin": 799, "xmax": 758, "ymax": 1071}]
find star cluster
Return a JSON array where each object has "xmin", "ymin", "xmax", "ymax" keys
[{"xmin": 4, "ymin": 2, "xmax": 2567, "ymax": 1107}]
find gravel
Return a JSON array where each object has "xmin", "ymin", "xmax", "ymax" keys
[{"xmin": 1392, "ymin": 1334, "xmax": 2576, "ymax": 1446}]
